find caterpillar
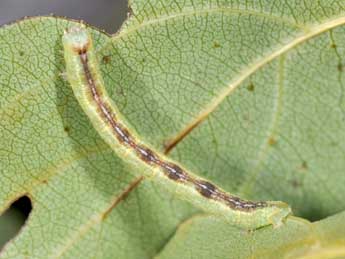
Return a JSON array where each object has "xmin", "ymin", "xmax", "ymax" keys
[{"xmin": 62, "ymin": 27, "xmax": 291, "ymax": 230}]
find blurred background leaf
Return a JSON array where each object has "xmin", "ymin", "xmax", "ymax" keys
[{"xmin": 0, "ymin": 0, "xmax": 127, "ymax": 33}]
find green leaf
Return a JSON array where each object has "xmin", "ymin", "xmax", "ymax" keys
[
  {"xmin": 0, "ymin": 17, "xmax": 196, "ymax": 258},
  {"xmin": 157, "ymin": 212, "xmax": 345, "ymax": 259},
  {"xmin": 1, "ymin": 0, "xmax": 345, "ymax": 258}
]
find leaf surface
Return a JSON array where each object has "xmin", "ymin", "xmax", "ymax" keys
[
  {"xmin": 1, "ymin": 0, "xmax": 345, "ymax": 258},
  {"xmin": 157, "ymin": 212, "xmax": 345, "ymax": 259}
]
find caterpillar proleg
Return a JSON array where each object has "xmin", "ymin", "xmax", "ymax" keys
[{"xmin": 62, "ymin": 27, "xmax": 291, "ymax": 230}]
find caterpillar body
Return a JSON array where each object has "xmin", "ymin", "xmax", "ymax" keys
[{"xmin": 62, "ymin": 27, "xmax": 291, "ymax": 230}]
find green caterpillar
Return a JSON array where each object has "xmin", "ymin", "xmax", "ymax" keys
[{"xmin": 62, "ymin": 26, "xmax": 291, "ymax": 230}]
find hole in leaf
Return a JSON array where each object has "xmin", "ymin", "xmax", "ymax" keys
[{"xmin": 0, "ymin": 196, "xmax": 32, "ymax": 250}]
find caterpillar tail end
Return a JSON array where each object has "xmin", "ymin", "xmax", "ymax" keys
[
  {"xmin": 266, "ymin": 201, "xmax": 292, "ymax": 228},
  {"xmin": 235, "ymin": 200, "xmax": 292, "ymax": 230}
]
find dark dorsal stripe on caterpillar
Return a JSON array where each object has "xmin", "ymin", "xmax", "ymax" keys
[{"xmin": 62, "ymin": 27, "xmax": 291, "ymax": 230}]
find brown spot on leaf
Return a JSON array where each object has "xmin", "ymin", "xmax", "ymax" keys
[
  {"xmin": 291, "ymin": 179, "xmax": 302, "ymax": 188},
  {"xmin": 213, "ymin": 42, "xmax": 221, "ymax": 48},
  {"xmin": 338, "ymin": 63, "xmax": 343, "ymax": 72},
  {"xmin": 268, "ymin": 137, "xmax": 277, "ymax": 146},
  {"xmin": 102, "ymin": 55, "xmax": 111, "ymax": 64},
  {"xmin": 300, "ymin": 161, "xmax": 308, "ymax": 170},
  {"xmin": 247, "ymin": 83, "xmax": 255, "ymax": 92}
]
